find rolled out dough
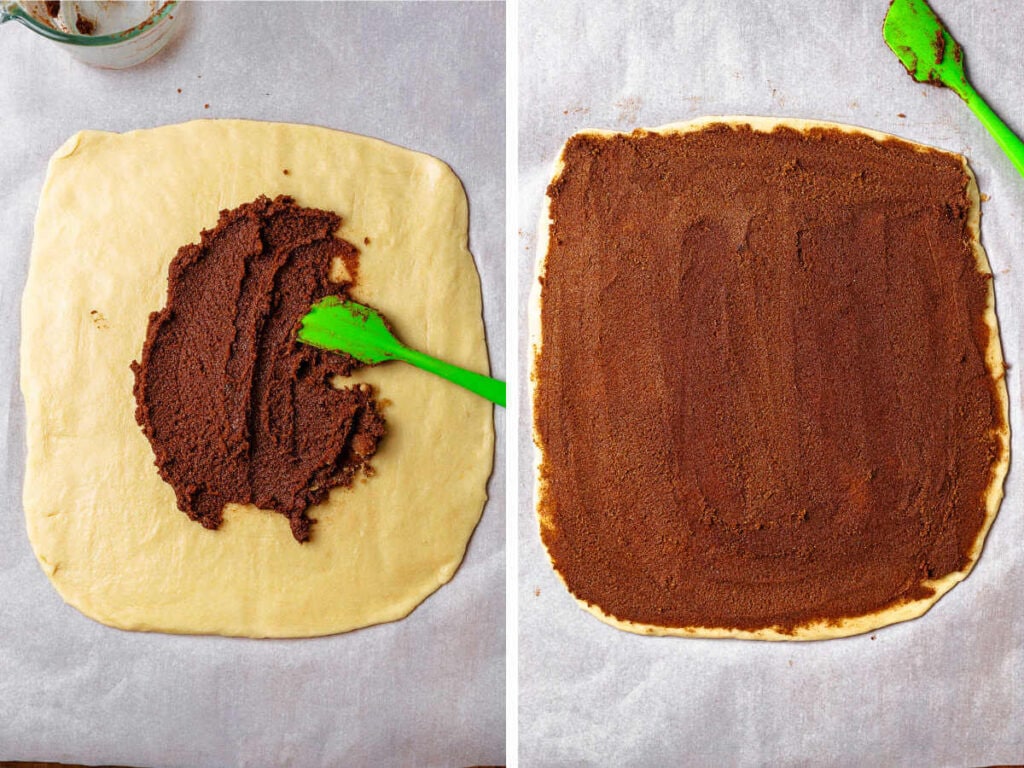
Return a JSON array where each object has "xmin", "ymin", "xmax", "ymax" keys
[
  {"xmin": 22, "ymin": 119, "xmax": 494, "ymax": 638},
  {"xmin": 531, "ymin": 116, "xmax": 1009, "ymax": 640}
]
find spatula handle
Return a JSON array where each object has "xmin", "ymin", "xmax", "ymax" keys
[
  {"xmin": 394, "ymin": 345, "xmax": 506, "ymax": 407},
  {"xmin": 959, "ymin": 81, "xmax": 1024, "ymax": 180}
]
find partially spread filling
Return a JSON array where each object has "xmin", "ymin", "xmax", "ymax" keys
[
  {"xmin": 132, "ymin": 195, "xmax": 385, "ymax": 542},
  {"xmin": 536, "ymin": 124, "xmax": 1006, "ymax": 632}
]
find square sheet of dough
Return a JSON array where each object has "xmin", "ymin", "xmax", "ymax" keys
[
  {"xmin": 22, "ymin": 119, "xmax": 494, "ymax": 638},
  {"xmin": 531, "ymin": 116, "xmax": 1008, "ymax": 640}
]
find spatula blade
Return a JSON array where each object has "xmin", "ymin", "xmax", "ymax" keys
[
  {"xmin": 883, "ymin": 0, "xmax": 967, "ymax": 93},
  {"xmin": 297, "ymin": 296, "xmax": 401, "ymax": 365}
]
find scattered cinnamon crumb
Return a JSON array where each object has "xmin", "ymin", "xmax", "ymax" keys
[
  {"xmin": 89, "ymin": 310, "xmax": 109, "ymax": 330},
  {"xmin": 204, "ymin": 103, "xmax": 210, "ymax": 109},
  {"xmin": 897, "ymin": 113, "xmax": 906, "ymax": 118},
  {"xmin": 534, "ymin": 587, "xmax": 541, "ymax": 597},
  {"xmin": 363, "ymin": 237, "xmax": 370, "ymax": 245},
  {"xmin": 282, "ymin": 169, "xmax": 290, "ymax": 175},
  {"xmin": 177, "ymin": 88, "xmax": 182, "ymax": 94}
]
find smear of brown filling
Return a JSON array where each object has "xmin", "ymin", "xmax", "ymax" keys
[
  {"xmin": 74, "ymin": 13, "xmax": 94, "ymax": 35},
  {"xmin": 536, "ymin": 124, "xmax": 1006, "ymax": 633},
  {"xmin": 132, "ymin": 195, "xmax": 385, "ymax": 542}
]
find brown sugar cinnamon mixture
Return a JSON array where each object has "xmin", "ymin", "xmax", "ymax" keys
[
  {"xmin": 535, "ymin": 124, "xmax": 1006, "ymax": 633},
  {"xmin": 132, "ymin": 195, "xmax": 385, "ymax": 543}
]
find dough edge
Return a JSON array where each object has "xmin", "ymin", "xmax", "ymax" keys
[{"xmin": 529, "ymin": 115, "xmax": 1010, "ymax": 641}]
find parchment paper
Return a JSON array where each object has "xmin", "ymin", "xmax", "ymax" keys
[
  {"xmin": 0, "ymin": 2, "xmax": 504, "ymax": 766},
  {"xmin": 518, "ymin": 1, "xmax": 1024, "ymax": 765}
]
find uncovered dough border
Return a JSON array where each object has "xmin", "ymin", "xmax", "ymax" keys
[{"xmin": 529, "ymin": 115, "xmax": 1010, "ymax": 641}]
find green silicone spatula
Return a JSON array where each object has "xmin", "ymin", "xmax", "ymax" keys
[
  {"xmin": 883, "ymin": 0, "xmax": 1024, "ymax": 179},
  {"xmin": 298, "ymin": 296, "xmax": 506, "ymax": 407}
]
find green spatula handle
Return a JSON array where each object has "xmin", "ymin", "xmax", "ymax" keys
[
  {"xmin": 393, "ymin": 345, "xmax": 506, "ymax": 407},
  {"xmin": 957, "ymin": 80, "xmax": 1024, "ymax": 179}
]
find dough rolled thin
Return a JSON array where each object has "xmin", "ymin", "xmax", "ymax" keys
[{"xmin": 22, "ymin": 119, "xmax": 494, "ymax": 638}]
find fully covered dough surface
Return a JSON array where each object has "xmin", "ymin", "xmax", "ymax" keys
[
  {"xmin": 532, "ymin": 116, "xmax": 1009, "ymax": 640},
  {"xmin": 22, "ymin": 119, "xmax": 494, "ymax": 638}
]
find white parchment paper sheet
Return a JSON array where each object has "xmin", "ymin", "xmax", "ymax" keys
[
  {"xmin": 0, "ymin": 2, "xmax": 504, "ymax": 766},
  {"xmin": 518, "ymin": 1, "xmax": 1024, "ymax": 765}
]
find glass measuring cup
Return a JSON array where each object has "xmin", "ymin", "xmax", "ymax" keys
[{"xmin": 0, "ymin": 1, "xmax": 182, "ymax": 68}]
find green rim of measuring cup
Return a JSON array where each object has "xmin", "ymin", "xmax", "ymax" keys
[{"xmin": 3, "ymin": 0, "xmax": 177, "ymax": 46}]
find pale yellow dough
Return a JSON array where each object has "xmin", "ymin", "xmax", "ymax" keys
[
  {"xmin": 531, "ymin": 117, "xmax": 1009, "ymax": 640},
  {"xmin": 22, "ymin": 119, "xmax": 494, "ymax": 638}
]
